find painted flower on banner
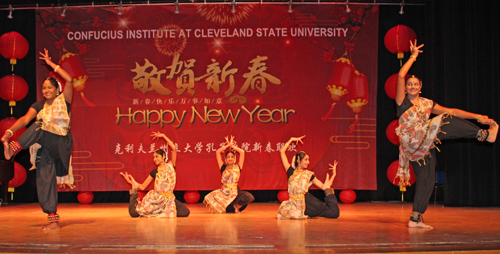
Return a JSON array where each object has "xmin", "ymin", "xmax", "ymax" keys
[
  {"xmin": 197, "ymin": 4, "xmax": 255, "ymax": 26},
  {"xmin": 281, "ymin": 17, "xmax": 299, "ymax": 28},
  {"xmin": 155, "ymin": 24, "xmax": 187, "ymax": 56},
  {"xmin": 322, "ymin": 47, "xmax": 336, "ymax": 62}
]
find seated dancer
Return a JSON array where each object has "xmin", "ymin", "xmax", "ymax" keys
[
  {"xmin": 396, "ymin": 40, "xmax": 498, "ymax": 229},
  {"xmin": 204, "ymin": 136, "xmax": 255, "ymax": 213},
  {"xmin": 120, "ymin": 131, "xmax": 189, "ymax": 218},
  {"xmin": 277, "ymin": 136, "xmax": 340, "ymax": 219},
  {"xmin": 2, "ymin": 49, "xmax": 73, "ymax": 230}
]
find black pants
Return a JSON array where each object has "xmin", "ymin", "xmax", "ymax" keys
[
  {"xmin": 128, "ymin": 193, "xmax": 190, "ymax": 217},
  {"xmin": 412, "ymin": 116, "xmax": 481, "ymax": 214},
  {"xmin": 304, "ymin": 192, "xmax": 340, "ymax": 219},
  {"xmin": 16, "ymin": 124, "xmax": 73, "ymax": 215},
  {"xmin": 226, "ymin": 188, "xmax": 255, "ymax": 213}
]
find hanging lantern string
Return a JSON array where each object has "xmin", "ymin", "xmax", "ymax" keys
[
  {"xmin": 348, "ymin": 114, "xmax": 358, "ymax": 133},
  {"xmin": 321, "ymin": 102, "xmax": 336, "ymax": 121}
]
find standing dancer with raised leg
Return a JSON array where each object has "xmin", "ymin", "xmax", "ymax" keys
[
  {"xmin": 395, "ymin": 40, "xmax": 498, "ymax": 229},
  {"xmin": 2, "ymin": 49, "xmax": 73, "ymax": 230}
]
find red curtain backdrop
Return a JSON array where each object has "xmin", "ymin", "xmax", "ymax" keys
[{"xmin": 35, "ymin": 4, "xmax": 379, "ymax": 191}]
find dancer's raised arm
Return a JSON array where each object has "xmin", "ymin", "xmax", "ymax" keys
[
  {"xmin": 230, "ymin": 140, "xmax": 245, "ymax": 169},
  {"xmin": 120, "ymin": 172, "xmax": 153, "ymax": 191},
  {"xmin": 280, "ymin": 135, "xmax": 305, "ymax": 172},
  {"xmin": 151, "ymin": 131, "xmax": 177, "ymax": 167},
  {"xmin": 39, "ymin": 49, "xmax": 73, "ymax": 103},
  {"xmin": 396, "ymin": 40, "xmax": 423, "ymax": 106},
  {"xmin": 216, "ymin": 136, "xmax": 234, "ymax": 169},
  {"xmin": 432, "ymin": 104, "xmax": 495, "ymax": 126},
  {"xmin": 312, "ymin": 161, "xmax": 338, "ymax": 190}
]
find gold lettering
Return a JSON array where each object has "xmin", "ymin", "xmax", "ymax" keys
[
  {"xmin": 241, "ymin": 105, "xmax": 260, "ymax": 123},
  {"xmin": 147, "ymin": 110, "xmax": 161, "ymax": 128},
  {"xmin": 133, "ymin": 110, "xmax": 146, "ymax": 125},
  {"xmin": 257, "ymin": 108, "xmax": 272, "ymax": 123},
  {"xmin": 190, "ymin": 106, "xmax": 208, "ymax": 124},
  {"xmin": 207, "ymin": 109, "xmax": 222, "ymax": 124},
  {"xmin": 220, "ymin": 108, "xmax": 241, "ymax": 123},
  {"xmin": 116, "ymin": 107, "xmax": 133, "ymax": 125},
  {"xmin": 283, "ymin": 108, "xmax": 296, "ymax": 123}
]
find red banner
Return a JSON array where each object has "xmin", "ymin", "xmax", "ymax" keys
[{"xmin": 35, "ymin": 4, "xmax": 379, "ymax": 191}]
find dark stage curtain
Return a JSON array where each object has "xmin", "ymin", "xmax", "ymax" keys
[
  {"xmin": 424, "ymin": 0, "xmax": 500, "ymax": 206},
  {"xmin": 376, "ymin": 0, "xmax": 500, "ymax": 206},
  {"xmin": 0, "ymin": 10, "xmax": 39, "ymax": 203}
]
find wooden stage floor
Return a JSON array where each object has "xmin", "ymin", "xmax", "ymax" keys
[{"xmin": 1, "ymin": 202, "xmax": 500, "ymax": 253}]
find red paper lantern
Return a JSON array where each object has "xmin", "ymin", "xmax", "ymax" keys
[
  {"xmin": 339, "ymin": 190, "xmax": 356, "ymax": 204},
  {"xmin": 0, "ymin": 74, "xmax": 29, "ymax": 114},
  {"xmin": 347, "ymin": 70, "xmax": 369, "ymax": 133},
  {"xmin": 387, "ymin": 160, "xmax": 416, "ymax": 186},
  {"xmin": 384, "ymin": 25, "xmax": 417, "ymax": 59},
  {"xmin": 0, "ymin": 31, "xmax": 29, "ymax": 68},
  {"xmin": 184, "ymin": 191, "xmax": 200, "ymax": 204},
  {"xmin": 0, "ymin": 117, "xmax": 26, "ymax": 141},
  {"xmin": 385, "ymin": 73, "xmax": 410, "ymax": 99},
  {"xmin": 386, "ymin": 119, "xmax": 400, "ymax": 145},
  {"xmin": 57, "ymin": 50, "xmax": 93, "ymax": 106},
  {"xmin": 0, "ymin": 161, "xmax": 27, "ymax": 188},
  {"xmin": 322, "ymin": 57, "xmax": 355, "ymax": 121},
  {"xmin": 10, "ymin": 162, "xmax": 27, "ymax": 188},
  {"xmin": 277, "ymin": 190, "xmax": 289, "ymax": 203},
  {"xmin": 77, "ymin": 191, "xmax": 94, "ymax": 204}
]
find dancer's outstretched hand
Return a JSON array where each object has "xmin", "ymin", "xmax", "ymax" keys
[
  {"xmin": 120, "ymin": 172, "xmax": 133, "ymax": 184},
  {"xmin": 151, "ymin": 131, "xmax": 167, "ymax": 140},
  {"xmin": 322, "ymin": 161, "xmax": 338, "ymax": 190},
  {"xmin": 39, "ymin": 48, "xmax": 54, "ymax": 66},
  {"xmin": 328, "ymin": 161, "xmax": 338, "ymax": 181},
  {"xmin": 409, "ymin": 40, "xmax": 424, "ymax": 58},
  {"xmin": 120, "ymin": 172, "xmax": 139, "ymax": 189},
  {"xmin": 290, "ymin": 135, "xmax": 306, "ymax": 146}
]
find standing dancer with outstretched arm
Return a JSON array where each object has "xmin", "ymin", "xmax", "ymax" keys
[
  {"xmin": 1, "ymin": 49, "xmax": 73, "ymax": 230},
  {"xmin": 204, "ymin": 136, "xmax": 255, "ymax": 213},
  {"xmin": 395, "ymin": 40, "xmax": 498, "ymax": 229},
  {"xmin": 277, "ymin": 135, "xmax": 340, "ymax": 219},
  {"xmin": 121, "ymin": 131, "xmax": 190, "ymax": 218}
]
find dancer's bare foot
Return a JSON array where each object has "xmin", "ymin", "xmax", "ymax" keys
[
  {"xmin": 487, "ymin": 121, "xmax": 498, "ymax": 143},
  {"xmin": 42, "ymin": 222, "xmax": 60, "ymax": 230},
  {"xmin": 234, "ymin": 203, "xmax": 242, "ymax": 213},
  {"xmin": 2, "ymin": 141, "xmax": 13, "ymax": 160},
  {"xmin": 408, "ymin": 220, "xmax": 433, "ymax": 229}
]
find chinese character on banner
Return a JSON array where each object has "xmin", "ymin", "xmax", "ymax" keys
[
  {"xmin": 115, "ymin": 143, "xmax": 123, "ymax": 154},
  {"xmin": 197, "ymin": 59, "xmax": 238, "ymax": 97},
  {"xmin": 165, "ymin": 53, "xmax": 197, "ymax": 96},
  {"xmin": 240, "ymin": 55, "xmax": 281, "ymax": 95},
  {"xmin": 131, "ymin": 59, "xmax": 171, "ymax": 95}
]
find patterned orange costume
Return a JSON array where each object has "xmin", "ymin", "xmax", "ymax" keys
[
  {"xmin": 136, "ymin": 162, "xmax": 177, "ymax": 217},
  {"xmin": 277, "ymin": 169, "xmax": 315, "ymax": 219},
  {"xmin": 204, "ymin": 165, "xmax": 240, "ymax": 213}
]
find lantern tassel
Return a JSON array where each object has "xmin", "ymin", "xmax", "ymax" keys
[
  {"xmin": 80, "ymin": 92, "xmax": 95, "ymax": 107},
  {"xmin": 321, "ymin": 103, "xmax": 336, "ymax": 121},
  {"xmin": 10, "ymin": 107, "xmax": 13, "ymax": 115},
  {"xmin": 348, "ymin": 114, "xmax": 359, "ymax": 133}
]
